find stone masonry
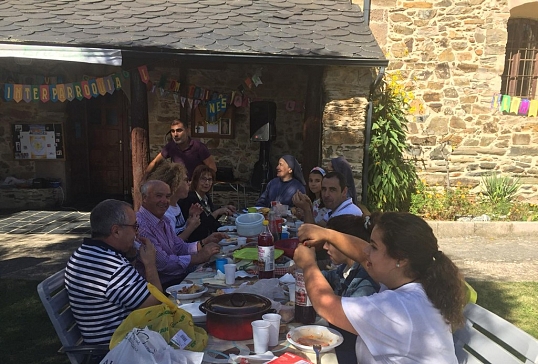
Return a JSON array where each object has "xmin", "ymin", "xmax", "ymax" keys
[{"xmin": 367, "ymin": 0, "xmax": 538, "ymax": 202}]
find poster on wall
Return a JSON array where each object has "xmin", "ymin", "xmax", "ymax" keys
[{"xmin": 12, "ymin": 123, "xmax": 65, "ymax": 160}]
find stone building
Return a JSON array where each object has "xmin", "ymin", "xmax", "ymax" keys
[
  {"xmin": 364, "ymin": 0, "xmax": 538, "ymax": 202},
  {"xmin": 0, "ymin": 0, "xmax": 386, "ymax": 210}
]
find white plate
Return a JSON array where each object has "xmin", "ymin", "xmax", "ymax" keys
[
  {"xmin": 217, "ymin": 226, "xmax": 236, "ymax": 232},
  {"xmin": 287, "ymin": 325, "xmax": 344, "ymax": 353},
  {"xmin": 219, "ymin": 237, "xmax": 238, "ymax": 246},
  {"xmin": 166, "ymin": 284, "xmax": 208, "ymax": 300},
  {"xmin": 178, "ymin": 302, "xmax": 206, "ymax": 323}
]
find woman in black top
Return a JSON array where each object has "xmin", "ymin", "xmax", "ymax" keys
[{"xmin": 179, "ymin": 165, "xmax": 236, "ymax": 242}]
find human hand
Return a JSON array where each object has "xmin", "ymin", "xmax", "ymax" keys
[
  {"xmin": 186, "ymin": 213, "xmax": 201, "ymax": 230},
  {"xmin": 297, "ymin": 223, "xmax": 329, "ymax": 248},
  {"xmin": 203, "ymin": 232, "xmax": 229, "ymax": 245},
  {"xmin": 292, "ymin": 190, "xmax": 312, "ymax": 211},
  {"xmin": 217, "ymin": 206, "xmax": 234, "ymax": 216},
  {"xmin": 196, "ymin": 242, "xmax": 221, "ymax": 262},
  {"xmin": 189, "ymin": 203, "xmax": 204, "ymax": 216},
  {"xmin": 293, "ymin": 244, "xmax": 317, "ymax": 269},
  {"xmin": 137, "ymin": 236, "xmax": 157, "ymax": 266},
  {"xmin": 225, "ymin": 204, "xmax": 237, "ymax": 214}
]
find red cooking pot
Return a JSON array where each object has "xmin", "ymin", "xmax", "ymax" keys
[{"xmin": 199, "ymin": 293, "xmax": 274, "ymax": 340}]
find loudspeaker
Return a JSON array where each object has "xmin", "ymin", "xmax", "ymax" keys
[{"xmin": 250, "ymin": 101, "xmax": 276, "ymax": 142}]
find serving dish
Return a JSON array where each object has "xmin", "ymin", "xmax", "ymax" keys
[
  {"xmin": 166, "ymin": 283, "xmax": 208, "ymax": 300},
  {"xmin": 286, "ymin": 325, "xmax": 344, "ymax": 353},
  {"xmin": 178, "ymin": 302, "xmax": 206, "ymax": 323}
]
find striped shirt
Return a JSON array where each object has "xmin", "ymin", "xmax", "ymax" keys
[
  {"xmin": 64, "ymin": 238, "xmax": 150, "ymax": 345},
  {"xmin": 137, "ymin": 206, "xmax": 198, "ymax": 285}
]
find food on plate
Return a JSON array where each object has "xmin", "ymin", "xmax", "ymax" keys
[
  {"xmin": 296, "ymin": 335, "xmax": 330, "ymax": 347},
  {"xmin": 178, "ymin": 284, "xmax": 201, "ymax": 294}
]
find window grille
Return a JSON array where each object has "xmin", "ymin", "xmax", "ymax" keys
[{"xmin": 501, "ymin": 18, "xmax": 538, "ymax": 99}]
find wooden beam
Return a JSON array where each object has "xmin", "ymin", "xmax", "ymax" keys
[
  {"xmin": 130, "ymin": 69, "xmax": 149, "ymax": 210},
  {"xmin": 302, "ymin": 66, "xmax": 324, "ymax": 182}
]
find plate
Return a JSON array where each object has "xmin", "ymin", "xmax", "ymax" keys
[
  {"xmin": 166, "ymin": 284, "xmax": 208, "ymax": 300},
  {"xmin": 233, "ymin": 247, "xmax": 284, "ymax": 261},
  {"xmin": 178, "ymin": 302, "xmax": 206, "ymax": 323},
  {"xmin": 287, "ymin": 325, "xmax": 344, "ymax": 353},
  {"xmin": 217, "ymin": 226, "xmax": 236, "ymax": 232},
  {"xmin": 219, "ymin": 237, "xmax": 238, "ymax": 246}
]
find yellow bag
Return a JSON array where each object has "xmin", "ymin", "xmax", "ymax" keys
[{"xmin": 109, "ymin": 283, "xmax": 208, "ymax": 351}]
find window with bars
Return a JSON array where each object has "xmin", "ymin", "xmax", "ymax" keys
[{"xmin": 501, "ymin": 18, "xmax": 538, "ymax": 99}]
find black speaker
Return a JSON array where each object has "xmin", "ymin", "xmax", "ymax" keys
[{"xmin": 250, "ymin": 101, "xmax": 276, "ymax": 142}]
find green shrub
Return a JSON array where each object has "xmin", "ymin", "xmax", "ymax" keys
[{"xmin": 481, "ymin": 173, "xmax": 520, "ymax": 204}]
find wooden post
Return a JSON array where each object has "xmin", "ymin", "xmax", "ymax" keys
[
  {"xmin": 302, "ymin": 66, "xmax": 324, "ymax": 182},
  {"xmin": 130, "ymin": 68, "xmax": 149, "ymax": 211}
]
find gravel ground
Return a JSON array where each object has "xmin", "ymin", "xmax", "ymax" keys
[{"xmin": 1, "ymin": 232, "xmax": 537, "ymax": 282}]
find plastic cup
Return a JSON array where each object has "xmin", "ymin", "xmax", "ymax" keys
[
  {"xmin": 216, "ymin": 258, "xmax": 227, "ymax": 273},
  {"xmin": 237, "ymin": 237, "xmax": 247, "ymax": 246},
  {"xmin": 251, "ymin": 320, "xmax": 271, "ymax": 354},
  {"xmin": 224, "ymin": 263, "xmax": 236, "ymax": 285},
  {"xmin": 288, "ymin": 284, "xmax": 296, "ymax": 302},
  {"xmin": 262, "ymin": 313, "xmax": 282, "ymax": 347}
]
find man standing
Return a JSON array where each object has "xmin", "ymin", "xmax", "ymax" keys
[
  {"xmin": 293, "ymin": 171, "xmax": 362, "ymax": 226},
  {"xmin": 65, "ymin": 199, "xmax": 162, "ymax": 345},
  {"xmin": 146, "ymin": 119, "xmax": 217, "ymax": 179},
  {"xmin": 136, "ymin": 180, "xmax": 224, "ymax": 288}
]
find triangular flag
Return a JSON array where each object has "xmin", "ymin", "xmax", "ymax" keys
[
  {"xmin": 528, "ymin": 100, "xmax": 538, "ymax": 117},
  {"xmin": 500, "ymin": 95, "xmax": 511, "ymax": 112},
  {"xmin": 180, "ymin": 96, "xmax": 186, "ymax": 107},
  {"xmin": 510, "ymin": 97, "xmax": 521, "ymax": 114},
  {"xmin": 138, "ymin": 65, "xmax": 149, "ymax": 84}
]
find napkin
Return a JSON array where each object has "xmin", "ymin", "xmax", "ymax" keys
[
  {"xmin": 228, "ymin": 351, "xmax": 276, "ymax": 363},
  {"xmin": 278, "ymin": 273, "xmax": 295, "ymax": 284}
]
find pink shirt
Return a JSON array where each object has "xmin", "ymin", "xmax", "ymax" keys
[{"xmin": 136, "ymin": 206, "xmax": 198, "ymax": 284}]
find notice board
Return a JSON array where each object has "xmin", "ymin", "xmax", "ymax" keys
[{"xmin": 12, "ymin": 123, "xmax": 65, "ymax": 160}]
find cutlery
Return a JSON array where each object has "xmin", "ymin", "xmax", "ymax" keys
[{"xmin": 313, "ymin": 344, "xmax": 321, "ymax": 364}]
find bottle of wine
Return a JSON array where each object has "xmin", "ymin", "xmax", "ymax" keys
[
  {"xmin": 294, "ymin": 269, "xmax": 316, "ymax": 324},
  {"xmin": 257, "ymin": 219, "xmax": 274, "ymax": 279}
]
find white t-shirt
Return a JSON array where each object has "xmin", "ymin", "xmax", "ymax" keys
[
  {"xmin": 323, "ymin": 197, "xmax": 363, "ymax": 222},
  {"xmin": 342, "ymin": 283, "xmax": 457, "ymax": 364},
  {"xmin": 164, "ymin": 204, "xmax": 186, "ymax": 236}
]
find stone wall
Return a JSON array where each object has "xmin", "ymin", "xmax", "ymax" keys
[
  {"xmin": 368, "ymin": 0, "xmax": 538, "ymax": 202},
  {"xmin": 0, "ymin": 187, "xmax": 61, "ymax": 210},
  {"xmin": 322, "ymin": 66, "xmax": 373, "ymax": 199},
  {"xmin": 147, "ymin": 63, "xmax": 308, "ymax": 184}
]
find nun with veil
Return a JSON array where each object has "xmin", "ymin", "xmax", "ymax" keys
[{"xmin": 256, "ymin": 154, "xmax": 306, "ymax": 207}]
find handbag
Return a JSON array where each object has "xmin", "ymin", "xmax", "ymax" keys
[{"xmin": 109, "ymin": 283, "xmax": 208, "ymax": 352}]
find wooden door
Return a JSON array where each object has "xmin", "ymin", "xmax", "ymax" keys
[{"xmin": 87, "ymin": 92, "xmax": 131, "ymax": 197}]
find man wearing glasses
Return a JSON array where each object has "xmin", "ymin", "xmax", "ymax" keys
[
  {"xmin": 65, "ymin": 199, "xmax": 162, "ymax": 345},
  {"xmin": 145, "ymin": 118, "xmax": 217, "ymax": 179}
]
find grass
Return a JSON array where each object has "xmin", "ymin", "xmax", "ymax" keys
[{"xmin": 0, "ymin": 279, "xmax": 536, "ymax": 364}]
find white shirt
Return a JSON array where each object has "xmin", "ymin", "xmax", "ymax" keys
[
  {"xmin": 164, "ymin": 204, "xmax": 186, "ymax": 235},
  {"xmin": 323, "ymin": 197, "xmax": 363, "ymax": 222},
  {"xmin": 342, "ymin": 283, "xmax": 457, "ymax": 364}
]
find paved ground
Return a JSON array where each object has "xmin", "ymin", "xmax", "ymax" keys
[{"xmin": 0, "ymin": 210, "xmax": 537, "ymax": 282}]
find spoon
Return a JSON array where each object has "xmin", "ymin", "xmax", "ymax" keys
[{"xmin": 313, "ymin": 344, "xmax": 321, "ymax": 364}]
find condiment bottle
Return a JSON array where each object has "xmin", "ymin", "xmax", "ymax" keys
[
  {"xmin": 280, "ymin": 225, "xmax": 289, "ymax": 240},
  {"xmin": 294, "ymin": 269, "xmax": 316, "ymax": 324},
  {"xmin": 270, "ymin": 201, "xmax": 283, "ymax": 239},
  {"xmin": 257, "ymin": 219, "xmax": 275, "ymax": 279}
]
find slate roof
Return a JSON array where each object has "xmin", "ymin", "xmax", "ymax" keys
[{"xmin": 0, "ymin": 0, "xmax": 386, "ymax": 65}]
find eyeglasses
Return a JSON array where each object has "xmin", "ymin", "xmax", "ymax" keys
[
  {"xmin": 170, "ymin": 128, "xmax": 183, "ymax": 133},
  {"xmin": 119, "ymin": 222, "xmax": 139, "ymax": 232},
  {"xmin": 200, "ymin": 178, "xmax": 213, "ymax": 183}
]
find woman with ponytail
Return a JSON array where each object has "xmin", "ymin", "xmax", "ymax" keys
[{"xmin": 294, "ymin": 212, "xmax": 465, "ymax": 364}]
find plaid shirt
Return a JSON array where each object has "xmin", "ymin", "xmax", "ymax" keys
[{"xmin": 137, "ymin": 206, "xmax": 198, "ymax": 285}]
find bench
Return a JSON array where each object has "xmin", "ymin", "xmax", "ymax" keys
[
  {"xmin": 37, "ymin": 269, "xmax": 108, "ymax": 364},
  {"xmin": 453, "ymin": 303, "xmax": 538, "ymax": 364}
]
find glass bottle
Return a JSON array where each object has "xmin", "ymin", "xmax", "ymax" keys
[
  {"xmin": 257, "ymin": 219, "xmax": 275, "ymax": 279},
  {"xmin": 294, "ymin": 269, "xmax": 316, "ymax": 324}
]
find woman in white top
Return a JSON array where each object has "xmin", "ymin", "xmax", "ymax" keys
[
  {"xmin": 307, "ymin": 167, "xmax": 330, "ymax": 224},
  {"xmin": 295, "ymin": 212, "xmax": 465, "ymax": 364}
]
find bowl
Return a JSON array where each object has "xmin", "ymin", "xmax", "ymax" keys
[
  {"xmin": 166, "ymin": 283, "xmax": 208, "ymax": 300},
  {"xmin": 178, "ymin": 302, "xmax": 206, "ymax": 323},
  {"xmin": 275, "ymin": 238, "xmax": 299, "ymax": 259},
  {"xmin": 286, "ymin": 325, "xmax": 344, "ymax": 353},
  {"xmin": 235, "ymin": 213, "xmax": 264, "ymax": 237}
]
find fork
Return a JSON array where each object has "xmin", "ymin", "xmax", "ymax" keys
[{"xmin": 313, "ymin": 344, "xmax": 321, "ymax": 364}]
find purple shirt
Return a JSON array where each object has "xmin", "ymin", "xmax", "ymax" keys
[
  {"xmin": 161, "ymin": 138, "xmax": 211, "ymax": 179},
  {"xmin": 136, "ymin": 206, "xmax": 198, "ymax": 285}
]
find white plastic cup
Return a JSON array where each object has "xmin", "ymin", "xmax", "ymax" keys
[
  {"xmin": 262, "ymin": 313, "xmax": 282, "ymax": 347},
  {"xmin": 251, "ymin": 320, "xmax": 271, "ymax": 354},
  {"xmin": 288, "ymin": 284, "xmax": 296, "ymax": 302},
  {"xmin": 224, "ymin": 263, "xmax": 236, "ymax": 285},
  {"xmin": 237, "ymin": 236, "xmax": 247, "ymax": 246}
]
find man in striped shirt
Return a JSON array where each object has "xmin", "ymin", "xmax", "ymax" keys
[
  {"xmin": 137, "ymin": 180, "xmax": 224, "ymax": 289},
  {"xmin": 65, "ymin": 199, "xmax": 162, "ymax": 345}
]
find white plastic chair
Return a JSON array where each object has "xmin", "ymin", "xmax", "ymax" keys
[
  {"xmin": 37, "ymin": 269, "xmax": 108, "ymax": 364},
  {"xmin": 453, "ymin": 303, "xmax": 538, "ymax": 364}
]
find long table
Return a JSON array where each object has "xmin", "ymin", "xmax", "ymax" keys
[{"xmin": 184, "ymin": 271, "xmax": 340, "ymax": 364}]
